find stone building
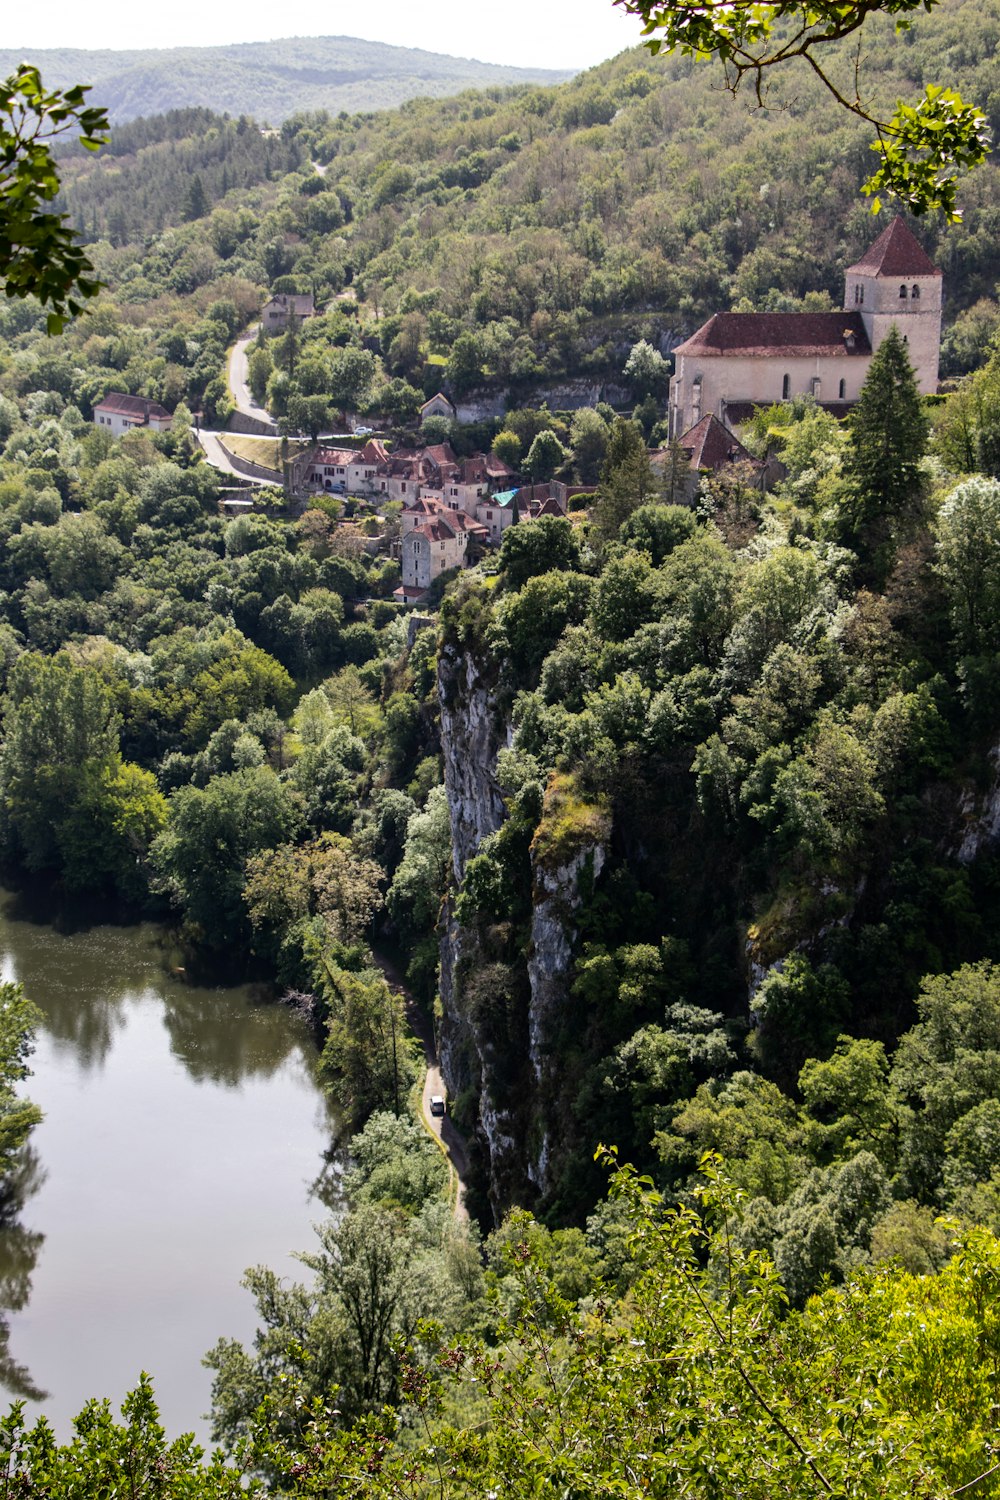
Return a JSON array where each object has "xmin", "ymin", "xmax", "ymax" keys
[{"xmin": 669, "ymin": 218, "xmax": 942, "ymax": 436}]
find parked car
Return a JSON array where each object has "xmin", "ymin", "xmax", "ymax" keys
[
  {"xmin": 354, "ymin": 425, "xmax": 373, "ymax": 436},
  {"xmin": 429, "ymin": 1094, "xmax": 445, "ymax": 1117}
]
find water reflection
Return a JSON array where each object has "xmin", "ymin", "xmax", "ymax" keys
[
  {"xmin": 161, "ymin": 985, "xmax": 308, "ymax": 1088},
  {"xmin": 0, "ymin": 887, "xmax": 338, "ymax": 1440},
  {"xmin": 0, "ymin": 1151, "xmax": 46, "ymax": 1401},
  {"xmin": 0, "ymin": 890, "xmax": 307, "ymax": 1087}
]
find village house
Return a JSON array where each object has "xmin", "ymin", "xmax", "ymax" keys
[
  {"xmin": 261, "ymin": 292, "xmax": 315, "ymax": 334},
  {"xmin": 294, "ymin": 437, "xmax": 519, "ymax": 514},
  {"xmin": 668, "ymin": 218, "xmax": 942, "ymax": 437},
  {"xmin": 650, "ymin": 413, "xmax": 767, "ymax": 502},
  {"xmin": 397, "ymin": 506, "xmax": 489, "ymax": 602},
  {"xmin": 93, "ymin": 393, "xmax": 172, "ymax": 437},
  {"xmin": 295, "ymin": 438, "xmax": 391, "ymax": 495}
]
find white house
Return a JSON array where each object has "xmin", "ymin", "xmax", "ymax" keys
[
  {"xmin": 93, "ymin": 393, "xmax": 172, "ymax": 437},
  {"xmin": 261, "ymin": 292, "xmax": 315, "ymax": 334},
  {"xmin": 669, "ymin": 218, "xmax": 942, "ymax": 436}
]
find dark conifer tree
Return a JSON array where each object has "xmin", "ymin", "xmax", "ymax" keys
[{"xmin": 841, "ymin": 326, "xmax": 929, "ymax": 579}]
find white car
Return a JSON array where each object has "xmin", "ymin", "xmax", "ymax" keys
[
  {"xmin": 354, "ymin": 425, "xmax": 373, "ymax": 436},
  {"xmin": 429, "ymin": 1094, "xmax": 445, "ymax": 1117}
]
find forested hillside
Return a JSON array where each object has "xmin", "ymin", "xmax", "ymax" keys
[
  {"xmin": 0, "ymin": 37, "xmax": 572, "ymax": 124},
  {"xmin": 49, "ymin": 0, "xmax": 1000, "ymax": 413}
]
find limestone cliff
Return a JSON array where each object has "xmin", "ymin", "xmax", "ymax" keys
[{"xmin": 436, "ymin": 632, "xmax": 610, "ymax": 1218}]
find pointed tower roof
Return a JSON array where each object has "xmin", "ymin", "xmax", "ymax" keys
[{"xmin": 846, "ymin": 217, "xmax": 940, "ymax": 278}]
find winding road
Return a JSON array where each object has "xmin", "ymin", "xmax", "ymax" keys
[{"xmin": 374, "ymin": 950, "xmax": 470, "ymax": 1222}]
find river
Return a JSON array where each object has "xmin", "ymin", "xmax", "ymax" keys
[{"xmin": 0, "ymin": 888, "xmax": 339, "ymax": 1445}]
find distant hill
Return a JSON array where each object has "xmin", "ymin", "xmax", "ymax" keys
[{"xmin": 0, "ymin": 36, "xmax": 575, "ymax": 124}]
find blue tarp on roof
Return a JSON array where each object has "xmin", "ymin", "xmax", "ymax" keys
[{"xmin": 492, "ymin": 488, "xmax": 520, "ymax": 507}]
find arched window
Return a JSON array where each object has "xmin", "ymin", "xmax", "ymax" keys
[
  {"xmin": 839, "ymin": 379, "xmax": 846, "ymax": 400},
  {"xmin": 911, "ymin": 284, "xmax": 920, "ymax": 299},
  {"xmin": 782, "ymin": 374, "xmax": 790, "ymax": 400},
  {"xmin": 899, "ymin": 283, "xmax": 908, "ymax": 298}
]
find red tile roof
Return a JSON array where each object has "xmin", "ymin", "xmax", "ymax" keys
[
  {"xmin": 677, "ymin": 414, "xmax": 755, "ymax": 471},
  {"xmin": 312, "ymin": 446, "xmax": 356, "ymax": 466},
  {"xmin": 412, "ymin": 519, "xmax": 465, "ymax": 543},
  {"xmin": 675, "ymin": 312, "xmax": 870, "ymax": 359},
  {"xmin": 845, "ymin": 217, "xmax": 940, "ymax": 278},
  {"xmin": 95, "ymin": 392, "xmax": 171, "ymax": 422}
]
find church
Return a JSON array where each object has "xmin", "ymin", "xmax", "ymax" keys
[{"xmin": 668, "ymin": 218, "xmax": 942, "ymax": 438}]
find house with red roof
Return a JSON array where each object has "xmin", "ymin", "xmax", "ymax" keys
[
  {"xmin": 398, "ymin": 506, "xmax": 488, "ymax": 599},
  {"xmin": 93, "ymin": 392, "xmax": 172, "ymax": 437},
  {"xmin": 668, "ymin": 219, "xmax": 942, "ymax": 437},
  {"xmin": 298, "ymin": 438, "xmax": 390, "ymax": 494}
]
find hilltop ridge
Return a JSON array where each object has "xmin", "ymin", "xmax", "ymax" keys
[{"xmin": 0, "ymin": 35, "xmax": 576, "ymax": 124}]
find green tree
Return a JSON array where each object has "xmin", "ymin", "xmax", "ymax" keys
[
  {"xmin": 498, "ymin": 516, "xmax": 582, "ymax": 590},
  {"xmin": 619, "ymin": 501, "xmax": 696, "ymax": 564},
  {"xmin": 317, "ymin": 964, "xmax": 417, "ymax": 1126},
  {"xmin": 569, "ymin": 407, "xmax": 610, "ymax": 484},
  {"xmin": 182, "ymin": 173, "xmax": 209, "ymax": 221},
  {"xmin": 891, "ymin": 960, "xmax": 1000, "ymax": 1203},
  {"xmin": 592, "ymin": 418, "xmax": 656, "ymax": 541},
  {"xmin": 0, "ymin": 982, "xmax": 41, "ymax": 1172},
  {"xmin": 0, "ymin": 653, "xmax": 118, "ymax": 875},
  {"xmin": 617, "ymin": 0, "xmax": 988, "ymax": 219},
  {"xmin": 623, "ymin": 338, "xmax": 670, "ymax": 397},
  {"xmin": 492, "ymin": 429, "xmax": 522, "ymax": 469},
  {"xmin": 152, "ymin": 766, "xmax": 301, "ymax": 951},
  {"xmin": 523, "ymin": 429, "xmax": 567, "ymax": 482},
  {"xmin": 935, "ymin": 476, "xmax": 1000, "ymax": 652},
  {"xmin": 207, "ymin": 1200, "xmax": 477, "ymax": 1459},
  {"xmin": 254, "ymin": 1160, "xmax": 1000, "ymax": 1498},
  {"xmin": 0, "ymin": 1377, "xmax": 251, "ymax": 1499},
  {"xmin": 0, "ymin": 66, "xmax": 110, "ymax": 330},
  {"xmin": 247, "ymin": 345, "xmax": 273, "ymax": 405},
  {"xmin": 841, "ymin": 326, "xmax": 929, "ymax": 575}
]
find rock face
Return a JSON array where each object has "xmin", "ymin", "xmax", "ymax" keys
[
  {"xmin": 436, "ymin": 634, "xmax": 527, "ymax": 1213},
  {"xmin": 956, "ymin": 744, "xmax": 1000, "ymax": 864},
  {"xmin": 436, "ymin": 631, "xmax": 610, "ymax": 1217},
  {"xmin": 526, "ymin": 841, "xmax": 606, "ymax": 1193}
]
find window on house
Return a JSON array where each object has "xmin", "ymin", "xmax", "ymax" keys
[
  {"xmin": 912, "ymin": 284, "xmax": 920, "ymax": 299},
  {"xmin": 899, "ymin": 284, "xmax": 908, "ymax": 298},
  {"xmin": 811, "ymin": 377, "xmax": 822, "ymax": 398},
  {"xmin": 782, "ymin": 374, "xmax": 790, "ymax": 400},
  {"xmin": 839, "ymin": 379, "xmax": 846, "ymax": 399},
  {"xmin": 859, "ymin": 286, "xmax": 864, "ymax": 304},
  {"xmin": 854, "ymin": 285, "xmax": 860, "ymax": 304}
]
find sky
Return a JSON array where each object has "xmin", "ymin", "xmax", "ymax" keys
[{"xmin": 6, "ymin": 0, "xmax": 645, "ymax": 71}]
